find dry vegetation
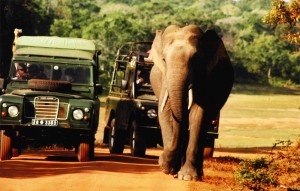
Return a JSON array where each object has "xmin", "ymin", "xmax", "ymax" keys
[
  {"xmin": 189, "ymin": 157, "xmax": 244, "ymax": 191},
  {"xmin": 187, "ymin": 140, "xmax": 300, "ymax": 191}
]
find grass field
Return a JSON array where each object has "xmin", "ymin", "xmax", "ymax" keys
[{"xmin": 216, "ymin": 85, "xmax": 300, "ymax": 148}]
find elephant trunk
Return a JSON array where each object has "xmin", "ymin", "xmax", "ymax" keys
[
  {"xmin": 158, "ymin": 66, "xmax": 189, "ymax": 156},
  {"xmin": 167, "ymin": 66, "xmax": 189, "ymax": 123}
]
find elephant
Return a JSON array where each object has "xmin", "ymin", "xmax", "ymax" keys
[{"xmin": 149, "ymin": 25, "xmax": 234, "ymax": 181}]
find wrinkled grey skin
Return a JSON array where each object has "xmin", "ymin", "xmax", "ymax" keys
[{"xmin": 149, "ymin": 25, "xmax": 234, "ymax": 181}]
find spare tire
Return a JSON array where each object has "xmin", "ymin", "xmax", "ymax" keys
[{"xmin": 28, "ymin": 79, "xmax": 71, "ymax": 91}]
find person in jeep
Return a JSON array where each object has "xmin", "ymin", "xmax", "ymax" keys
[
  {"xmin": 136, "ymin": 69, "xmax": 149, "ymax": 84},
  {"xmin": 27, "ymin": 64, "xmax": 47, "ymax": 79},
  {"xmin": 64, "ymin": 68, "xmax": 76, "ymax": 82},
  {"xmin": 14, "ymin": 63, "xmax": 28, "ymax": 80}
]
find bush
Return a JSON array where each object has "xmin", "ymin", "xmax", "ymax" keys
[
  {"xmin": 235, "ymin": 139, "xmax": 300, "ymax": 191},
  {"xmin": 235, "ymin": 157, "xmax": 279, "ymax": 191}
]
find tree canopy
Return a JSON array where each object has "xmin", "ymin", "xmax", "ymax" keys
[
  {"xmin": 263, "ymin": 0, "xmax": 300, "ymax": 45},
  {"xmin": 0, "ymin": 0, "xmax": 299, "ymax": 87}
]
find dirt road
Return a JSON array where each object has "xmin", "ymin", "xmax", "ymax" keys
[
  {"xmin": 0, "ymin": 146, "xmax": 269, "ymax": 191},
  {"xmin": 0, "ymin": 148, "xmax": 191, "ymax": 191}
]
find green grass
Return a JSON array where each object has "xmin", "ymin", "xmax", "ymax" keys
[
  {"xmin": 231, "ymin": 84, "xmax": 300, "ymax": 95},
  {"xmin": 216, "ymin": 84, "xmax": 300, "ymax": 148}
]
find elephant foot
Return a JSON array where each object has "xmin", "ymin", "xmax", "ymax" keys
[
  {"xmin": 177, "ymin": 162, "xmax": 203, "ymax": 181},
  {"xmin": 158, "ymin": 151, "xmax": 181, "ymax": 175}
]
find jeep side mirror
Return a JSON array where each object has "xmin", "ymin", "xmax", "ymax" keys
[{"xmin": 95, "ymin": 83, "xmax": 102, "ymax": 95}]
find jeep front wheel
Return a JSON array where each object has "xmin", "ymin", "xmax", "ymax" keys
[
  {"xmin": 0, "ymin": 130, "xmax": 12, "ymax": 161},
  {"xmin": 108, "ymin": 118, "xmax": 125, "ymax": 154},
  {"xmin": 78, "ymin": 142, "xmax": 89, "ymax": 162},
  {"xmin": 130, "ymin": 120, "xmax": 146, "ymax": 157}
]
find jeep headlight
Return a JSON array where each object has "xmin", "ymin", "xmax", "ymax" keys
[
  {"xmin": 8, "ymin": 105, "xmax": 19, "ymax": 117},
  {"xmin": 73, "ymin": 109, "xmax": 83, "ymax": 120},
  {"xmin": 147, "ymin": 109, "xmax": 157, "ymax": 118}
]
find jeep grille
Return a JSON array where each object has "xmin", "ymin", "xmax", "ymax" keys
[{"xmin": 34, "ymin": 96, "xmax": 59, "ymax": 119}]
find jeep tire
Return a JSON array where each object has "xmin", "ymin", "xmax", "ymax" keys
[
  {"xmin": 130, "ymin": 120, "xmax": 146, "ymax": 157},
  {"xmin": 108, "ymin": 118, "xmax": 125, "ymax": 154},
  {"xmin": 0, "ymin": 130, "xmax": 12, "ymax": 160},
  {"xmin": 78, "ymin": 142, "xmax": 89, "ymax": 162}
]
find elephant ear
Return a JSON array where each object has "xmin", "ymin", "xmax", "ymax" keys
[
  {"xmin": 149, "ymin": 30, "xmax": 166, "ymax": 76},
  {"xmin": 149, "ymin": 25, "xmax": 181, "ymax": 76},
  {"xmin": 201, "ymin": 30, "xmax": 230, "ymax": 74}
]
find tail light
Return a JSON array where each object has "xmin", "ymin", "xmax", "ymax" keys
[{"xmin": 212, "ymin": 120, "xmax": 218, "ymax": 125}]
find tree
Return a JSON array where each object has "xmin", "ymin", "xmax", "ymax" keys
[
  {"xmin": 50, "ymin": 0, "xmax": 100, "ymax": 37},
  {"xmin": 240, "ymin": 34, "xmax": 297, "ymax": 84},
  {"xmin": 263, "ymin": 0, "xmax": 300, "ymax": 45}
]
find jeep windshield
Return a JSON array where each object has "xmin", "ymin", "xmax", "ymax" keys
[{"xmin": 10, "ymin": 61, "xmax": 92, "ymax": 84}]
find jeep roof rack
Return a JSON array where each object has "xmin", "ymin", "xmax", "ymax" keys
[{"xmin": 15, "ymin": 36, "xmax": 97, "ymax": 60}]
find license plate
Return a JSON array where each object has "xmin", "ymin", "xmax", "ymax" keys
[{"xmin": 32, "ymin": 119, "xmax": 58, "ymax": 126}]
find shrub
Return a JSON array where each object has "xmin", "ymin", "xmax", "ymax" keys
[
  {"xmin": 235, "ymin": 157, "xmax": 279, "ymax": 191},
  {"xmin": 235, "ymin": 139, "xmax": 300, "ymax": 191}
]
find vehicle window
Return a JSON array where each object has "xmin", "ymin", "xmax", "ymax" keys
[
  {"xmin": 10, "ymin": 63, "xmax": 50, "ymax": 80},
  {"xmin": 54, "ymin": 66, "xmax": 91, "ymax": 84},
  {"xmin": 10, "ymin": 62, "xmax": 91, "ymax": 84}
]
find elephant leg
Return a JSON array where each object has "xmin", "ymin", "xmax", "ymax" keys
[
  {"xmin": 178, "ymin": 103, "xmax": 205, "ymax": 181},
  {"xmin": 158, "ymin": 97, "xmax": 183, "ymax": 175}
]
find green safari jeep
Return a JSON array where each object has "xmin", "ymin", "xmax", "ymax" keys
[
  {"xmin": 0, "ymin": 36, "xmax": 102, "ymax": 162},
  {"xmin": 103, "ymin": 42, "xmax": 162, "ymax": 157}
]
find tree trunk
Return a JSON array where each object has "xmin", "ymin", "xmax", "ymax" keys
[{"xmin": 267, "ymin": 67, "xmax": 272, "ymax": 85}]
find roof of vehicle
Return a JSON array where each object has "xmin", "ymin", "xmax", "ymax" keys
[{"xmin": 15, "ymin": 36, "xmax": 97, "ymax": 60}]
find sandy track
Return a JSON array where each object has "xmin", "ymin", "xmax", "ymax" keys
[
  {"xmin": 0, "ymin": 148, "xmax": 191, "ymax": 191},
  {"xmin": 0, "ymin": 147, "xmax": 270, "ymax": 191}
]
